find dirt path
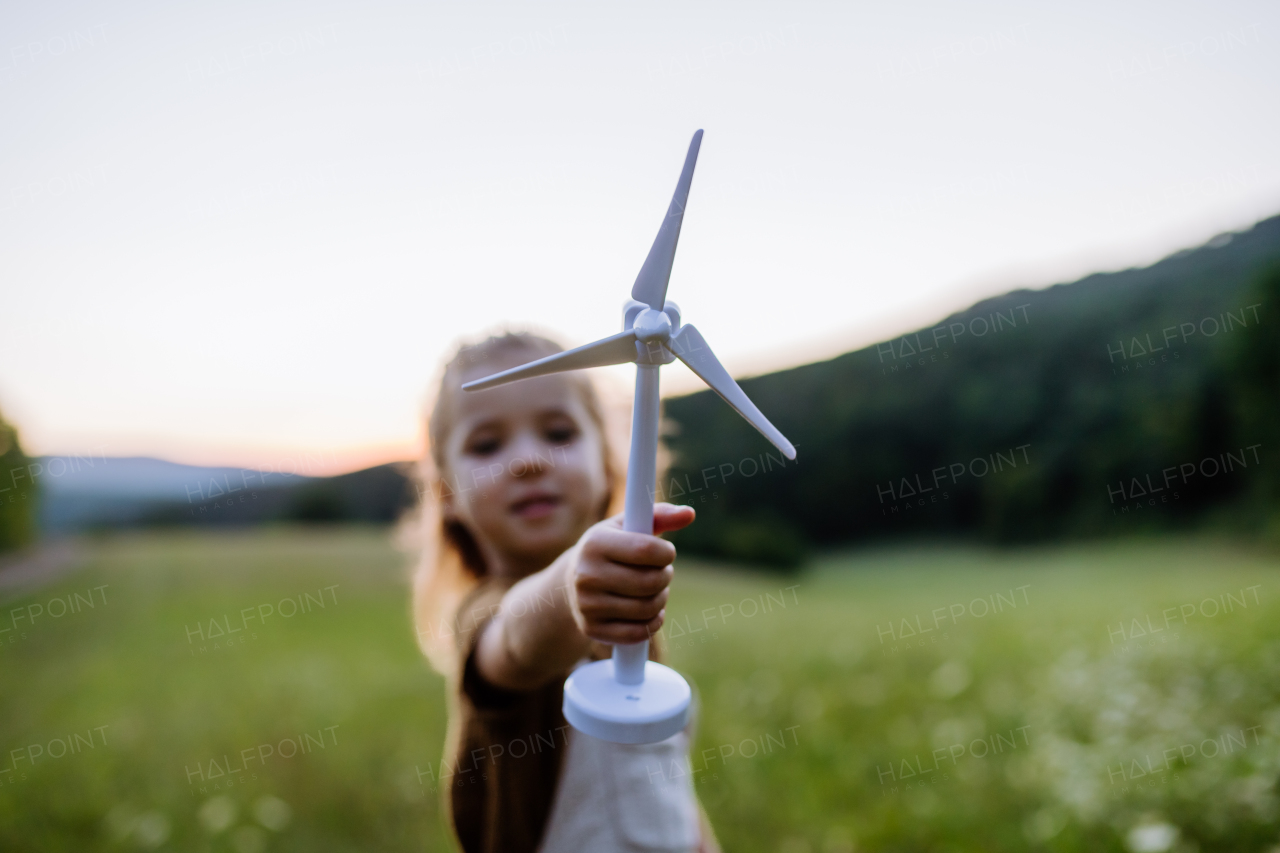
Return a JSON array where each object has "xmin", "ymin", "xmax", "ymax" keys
[{"xmin": 0, "ymin": 539, "xmax": 87, "ymax": 602}]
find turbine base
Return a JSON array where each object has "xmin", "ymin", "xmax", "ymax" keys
[{"xmin": 563, "ymin": 659, "xmax": 691, "ymax": 744}]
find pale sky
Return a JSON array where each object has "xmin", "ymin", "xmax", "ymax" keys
[{"xmin": 2, "ymin": 0, "xmax": 1278, "ymax": 474}]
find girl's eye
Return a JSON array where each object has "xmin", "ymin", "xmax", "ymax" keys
[
  {"xmin": 466, "ymin": 435, "xmax": 502, "ymax": 457},
  {"xmin": 544, "ymin": 423, "xmax": 578, "ymax": 445}
]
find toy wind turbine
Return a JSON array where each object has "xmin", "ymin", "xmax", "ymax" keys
[{"xmin": 463, "ymin": 130, "xmax": 796, "ymax": 744}]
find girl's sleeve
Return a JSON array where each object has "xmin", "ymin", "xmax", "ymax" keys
[{"xmin": 453, "ymin": 580, "xmax": 527, "ymax": 715}]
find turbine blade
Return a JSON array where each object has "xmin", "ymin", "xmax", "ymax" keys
[
  {"xmin": 631, "ymin": 130, "xmax": 703, "ymax": 311},
  {"xmin": 462, "ymin": 330, "xmax": 639, "ymax": 392},
  {"xmin": 666, "ymin": 324, "xmax": 796, "ymax": 459}
]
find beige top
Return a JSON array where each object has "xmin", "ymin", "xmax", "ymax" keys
[{"xmin": 537, "ymin": 669, "xmax": 700, "ymax": 852}]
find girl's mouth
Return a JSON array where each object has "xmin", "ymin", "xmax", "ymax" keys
[{"xmin": 510, "ymin": 494, "xmax": 562, "ymax": 519}]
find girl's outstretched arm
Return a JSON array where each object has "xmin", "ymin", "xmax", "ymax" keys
[{"xmin": 474, "ymin": 503, "xmax": 695, "ymax": 691}]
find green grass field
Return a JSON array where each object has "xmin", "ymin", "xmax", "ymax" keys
[{"xmin": 1, "ymin": 528, "xmax": 1278, "ymax": 852}]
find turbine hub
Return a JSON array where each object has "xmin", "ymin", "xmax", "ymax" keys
[{"xmin": 633, "ymin": 308, "xmax": 672, "ymax": 343}]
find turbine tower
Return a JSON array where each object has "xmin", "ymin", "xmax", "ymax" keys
[{"xmin": 463, "ymin": 130, "xmax": 796, "ymax": 744}]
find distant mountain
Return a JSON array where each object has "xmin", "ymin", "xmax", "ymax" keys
[
  {"xmin": 35, "ymin": 455, "xmax": 306, "ymax": 499},
  {"xmin": 144, "ymin": 462, "xmax": 418, "ymax": 527},
  {"xmin": 36, "ymin": 456, "xmax": 317, "ymax": 532},
  {"xmin": 35, "ymin": 456, "xmax": 419, "ymax": 533},
  {"xmin": 663, "ymin": 214, "xmax": 1280, "ymax": 566}
]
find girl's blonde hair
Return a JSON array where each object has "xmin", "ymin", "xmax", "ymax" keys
[{"xmin": 411, "ymin": 331, "xmax": 627, "ymax": 676}]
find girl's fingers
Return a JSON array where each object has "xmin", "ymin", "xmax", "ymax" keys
[
  {"xmin": 573, "ymin": 508, "xmax": 690, "ymax": 644},
  {"xmin": 653, "ymin": 502, "xmax": 696, "ymax": 535},
  {"xmin": 582, "ymin": 610, "xmax": 665, "ymax": 645},
  {"xmin": 576, "ymin": 560, "xmax": 673, "ymax": 598},
  {"xmin": 576, "ymin": 588, "xmax": 669, "ymax": 623},
  {"xmin": 600, "ymin": 503, "xmax": 696, "ymax": 537},
  {"xmin": 584, "ymin": 526, "xmax": 676, "ymax": 569}
]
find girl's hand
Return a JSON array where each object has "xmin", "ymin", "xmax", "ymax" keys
[{"xmin": 566, "ymin": 503, "xmax": 695, "ymax": 645}]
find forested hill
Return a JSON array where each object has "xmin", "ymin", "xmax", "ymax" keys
[{"xmin": 663, "ymin": 214, "xmax": 1280, "ymax": 567}]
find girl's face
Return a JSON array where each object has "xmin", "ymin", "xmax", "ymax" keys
[{"xmin": 440, "ymin": 362, "xmax": 610, "ymax": 578}]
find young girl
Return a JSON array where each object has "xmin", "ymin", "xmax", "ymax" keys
[{"xmin": 413, "ymin": 332, "xmax": 721, "ymax": 853}]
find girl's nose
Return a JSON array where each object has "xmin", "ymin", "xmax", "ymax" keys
[{"xmin": 507, "ymin": 434, "xmax": 549, "ymax": 478}]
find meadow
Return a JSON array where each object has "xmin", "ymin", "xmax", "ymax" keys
[{"xmin": 1, "ymin": 528, "xmax": 1277, "ymax": 852}]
